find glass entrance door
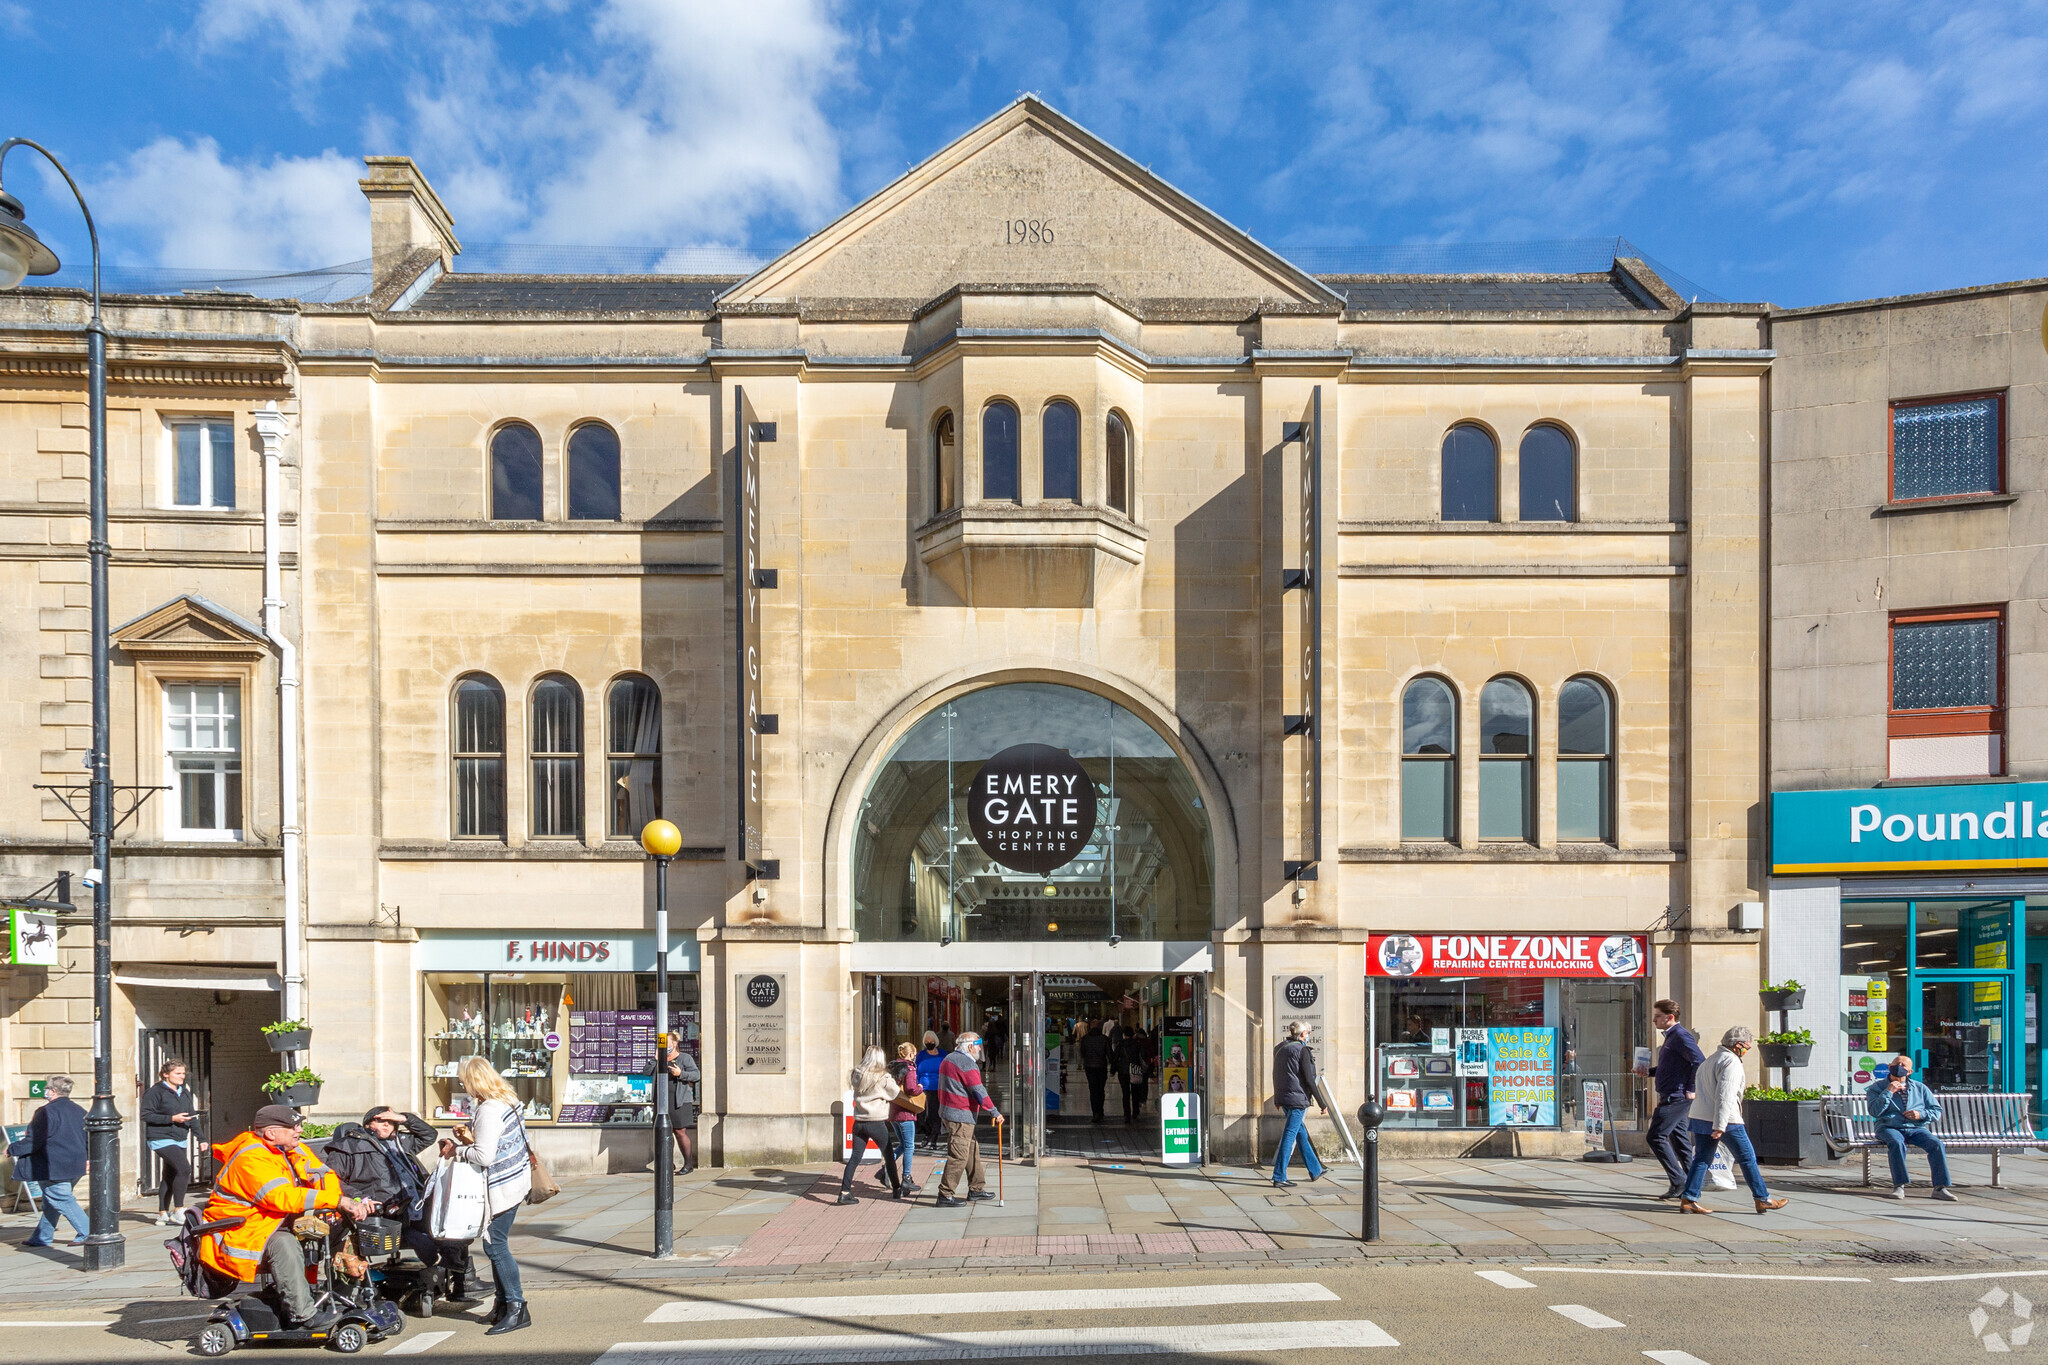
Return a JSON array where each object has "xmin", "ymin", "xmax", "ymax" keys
[
  {"xmin": 1009, "ymin": 973, "xmax": 1044, "ymax": 1161},
  {"xmin": 1914, "ymin": 976, "xmax": 2014, "ymax": 1091}
]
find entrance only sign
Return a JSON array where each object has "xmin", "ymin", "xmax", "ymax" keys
[{"xmin": 1161, "ymin": 1092, "xmax": 1200, "ymax": 1165}]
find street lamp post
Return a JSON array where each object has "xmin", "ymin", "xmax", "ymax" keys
[
  {"xmin": 0, "ymin": 138, "xmax": 124, "ymax": 1271},
  {"xmin": 640, "ymin": 818, "xmax": 683, "ymax": 1259}
]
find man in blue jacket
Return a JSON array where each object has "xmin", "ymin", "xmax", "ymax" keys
[
  {"xmin": 1641, "ymin": 999, "xmax": 1705, "ymax": 1199},
  {"xmin": 7, "ymin": 1075, "xmax": 89, "ymax": 1248},
  {"xmin": 1865, "ymin": 1054, "xmax": 1957, "ymax": 1201}
]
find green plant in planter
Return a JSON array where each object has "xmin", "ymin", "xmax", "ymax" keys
[
  {"xmin": 300, "ymin": 1121, "xmax": 337, "ymax": 1139},
  {"xmin": 260, "ymin": 1019, "xmax": 312, "ymax": 1036},
  {"xmin": 1744, "ymin": 1085, "xmax": 1827, "ymax": 1101},
  {"xmin": 1761, "ymin": 1029, "xmax": 1814, "ymax": 1046},
  {"xmin": 261, "ymin": 1067, "xmax": 325, "ymax": 1094},
  {"xmin": 1760, "ymin": 981, "xmax": 1802, "ymax": 995}
]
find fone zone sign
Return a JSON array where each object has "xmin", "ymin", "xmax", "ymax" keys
[{"xmin": 968, "ymin": 743, "xmax": 1098, "ymax": 875}]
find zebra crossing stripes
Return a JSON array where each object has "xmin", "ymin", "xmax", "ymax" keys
[
  {"xmin": 600, "ymin": 1319, "xmax": 1399, "ymax": 1364},
  {"xmin": 643, "ymin": 1282, "xmax": 1341, "ymax": 1324}
]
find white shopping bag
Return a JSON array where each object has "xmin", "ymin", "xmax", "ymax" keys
[
  {"xmin": 429, "ymin": 1157, "xmax": 487, "ymax": 1241},
  {"xmin": 1707, "ymin": 1146, "xmax": 1738, "ymax": 1191}
]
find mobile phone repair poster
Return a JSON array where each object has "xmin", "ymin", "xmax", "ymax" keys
[{"xmin": 1488, "ymin": 1028, "xmax": 1557, "ymax": 1126}]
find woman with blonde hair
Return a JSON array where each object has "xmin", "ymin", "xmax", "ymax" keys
[
  {"xmin": 442, "ymin": 1056, "xmax": 533, "ymax": 1334},
  {"xmin": 838, "ymin": 1045, "xmax": 905, "ymax": 1205}
]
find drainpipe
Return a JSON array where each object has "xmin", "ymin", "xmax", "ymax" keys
[{"xmin": 252, "ymin": 403, "xmax": 302, "ymax": 1022}]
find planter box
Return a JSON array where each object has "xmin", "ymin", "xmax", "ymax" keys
[
  {"xmin": 1741, "ymin": 1097, "xmax": 1834, "ymax": 1166},
  {"xmin": 269, "ymin": 1083, "xmax": 321, "ymax": 1107},
  {"xmin": 1759, "ymin": 988, "xmax": 1806, "ymax": 1012},
  {"xmin": 264, "ymin": 1030, "xmax": 311, "ymax": 1053},
  {"xmin": 1759, "ymin": 1043, "xmax": 1813, "ymax": 1069}
]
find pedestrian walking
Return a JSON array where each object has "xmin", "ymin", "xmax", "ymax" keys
[
  {"xmin": 1112, "ymin": 1025, "xmax": 1140, "ymax": 1124},
  {"xmin": 140, "ymin": 1057, "xmax": 200, "ymax": 1225},
  {"xmin": 1079, "ymin": 1019, "xmax": 1113, "ymax": 1124},
  {"xmin": 1640, "ymin": 999, "xmax": 1704, "ymax": 1199},
  {"xmin": 1677, "ymin": 1026, "xmax": 1787, "ymax": 1215},
  {"xmin": 839, "ymin": 1046, "xmax": 907, "ymax": 1204},
  {"xmin": 1124, "ymin": 1027, "xmax": 1153, "ymax": 1122},
  {"xmin": 1270, "ymin": 1022, "xmax": 1327, "ymax": 1188},
  {"xmin": 8, "ymin": 1075, "xmax": 89, "ymax": 1248},
  {"xmin": 935, "ymin": 1030, "xmax": 1001, "ymax": 1207},
  {"xmin": 888, "ymin": 1043, "xmax": 925, "ymax": 1194},
  {"xmin": 654, "ymin": 1038, "xmax": 700, "ymax": 1175},
  {"xmin": 444, "ymin": 1056, "xmax": 534, "ymax": 1335},
  {"xmin": 915, "ymin": 1031, "xmax": 947, "ymax": 1150}
]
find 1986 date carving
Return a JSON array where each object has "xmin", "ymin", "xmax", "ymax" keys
[{"xmin": 1004, "ymin": 219, "xmax": 1055, "ymax": 245}]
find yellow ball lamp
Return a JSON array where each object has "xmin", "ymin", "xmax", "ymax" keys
[{"xmin": 639, "ymin": 819, "xmax": 682, "ymax": 858}]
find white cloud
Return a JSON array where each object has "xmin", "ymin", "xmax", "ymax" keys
[
  {"xmin": 86, "ymin": 138, "xmax": 367, "ymax": 270},
  {"xmin": 195, "ymin": 0, "xmax": 374, "ymax": 86}
]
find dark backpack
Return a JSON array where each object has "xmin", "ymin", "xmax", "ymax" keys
[{"xmin": 165, "ymin": 1208, "xmax": 243, "ymax": 1299}]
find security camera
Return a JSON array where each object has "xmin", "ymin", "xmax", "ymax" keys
[
  {"xmin": 751, "ymin": 884, "xmax": 768, "ymax": 906},
  {"xmin": 80, "ymin": 866, "xmax": 103, "ymax": 889}
]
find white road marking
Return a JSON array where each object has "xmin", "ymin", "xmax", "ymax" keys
[
  {"xmin": 0, "ymin": 1321, "xmax": 113, "ymax": 1328},
  {"xmin": 1893, "ymin": 1269, "xmax": 2048, "ymax": 1283},
  {"xmin": 1550, "ymin": 1304, "xmax": 1625, "ymax": 1330},
  {"xmin": 1474, "ymin": 1270, "xmax": 1536, "ymax": 1289},
  {"xmin": 645, "ymin": 1282, "xmax": 1340, "ymax": 1324},
  {"xmin": 1644, "ymin": 1353, "xmax": 1714, "ymax": 1365},
  {"xmin": 384, "ymin": 1329, "xmax": 455, "ymax": 1355},
  {"xmin": 603, "ymin": 1320, "xmax": 1399, "ymax": 1363},
  {"xmin": 1525, "ymin": 1265, "xmax": 1868, "ymax": 1283}
]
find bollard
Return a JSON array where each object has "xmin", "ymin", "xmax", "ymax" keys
[{"xmin": 1356, "ymin": 1097, "xmax": 1386, "ymax": 1242}]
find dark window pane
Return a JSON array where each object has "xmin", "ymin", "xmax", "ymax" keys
[
  {"xmin": 1107, "ymin": 414, "xmax": 1130, "ymax": 515},
  {"xmin": 1558, "ymin": 678, "xmax": 1610, "ymax": 755},
  {"xmin": 531, "ymin": 757, "xmax": 581, "ymax": 837},
  {"xmin": 454, "ymin": 678, "xmax": 504, "ymax": 754},
  {"xmin": 224, "ymin": 763, "xmax": 243, "ymax": 830},
  {"xmin": 1894, "ymin": 397, "xmax": 1999, "ymax": 500},
  {"xmin": 1892, "ymin": 618, "xmax": 1998, "ymax": 710},
  {"xmin": 209, "ymin": 422, "xmax": 236, "ymax": 509},
  {"xmin": 491, "ymin": 424, "xmax": 543, "ymax": 520},
  {"xmin": 610, "ymin": 757, "xmax": 661, "ymax": 837},
  {"xmin": 607, "ymin": 676, "xmax": 661, "ymax": 757},
  {"xmin": 531, "ymin": 677, "xmax": 582, "ymax": 753},
  {"xmin": 1042, "ymin": 402, "xmax": 1079, "ymax": 500},
  {"xmin": 982, "ymin": 403, "xmax": 1019, "ymax": 501},
  {"xmin": 933, "ymin": 412, "xmax": 957, "ymax": 512},
  {"xmin": 175, "ymin": 425, "xmax": 202, "ymax": 506},
  {"xmin": 1479, "ymin": 679, "xmax": 1532, "ymax": 755},
  {"xmin": 1440, "ymin": 424, "xmax": 1497, "ymax": 521},
  {"xmin": 567, "ymin": 424, "xmax": 621, "ymax": 520},
  {"xmin": 1403, "ymin": 678, "xmax": 1456, "ymax": 755},
  {"xmin": 1518, "ymin": 425, "xmax": 1573, "ymax": 521},
  {"xmin": 455, "ymin": 757, "xmax": 504, "ymax": 838}
]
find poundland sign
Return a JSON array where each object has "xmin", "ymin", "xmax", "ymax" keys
[{"xmin": 1773, "ymin": 782, "xmax": 2048, "ymax": 874}]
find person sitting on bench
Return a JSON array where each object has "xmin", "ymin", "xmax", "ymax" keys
[{"xmin": 1865, "ymin": 1054, "xmax": 1958, "ymax": 1202}]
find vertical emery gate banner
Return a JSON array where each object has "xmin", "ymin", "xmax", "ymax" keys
[
  {"xmin": 735, "ymin": 387, "xmax": 765, "ymax": 866},
  {"xmin": 1283, "ymin": 387, "xmax": 1322, "ymax": 880}
]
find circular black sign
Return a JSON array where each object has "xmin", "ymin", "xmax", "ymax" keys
[
  {"xmin": 745, "ymin": 974, "xmax": 780, "ymax": 1009},
  {"xmin": 1284, "ymin": 975, "xmax": 1319, "ymax": 1010},
  {"xmin": 967, "ymin": 743, "xmax": 1098, "ymax": 876}
]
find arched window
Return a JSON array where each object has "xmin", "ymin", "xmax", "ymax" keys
[
  {"xmin": 931, "ymin": 410, "xmax": 957, "ymax": 513},
  {"xmin": 529, "ymin": 674, "xmax": 583, "ymax": 838},
  {"xmin": 568, "ymin": 422, "xmax": 621, "ymax": 521},
  {"xmin": 1519, "ymin": 424, "xmax": 1576, "ymax": 522},
  {"xmin": 606, "ymin": 675, "xmax": 661, "ymax": 838},
  {"xmin": 1478, "ymin": 677, "xmax": 1534, "ymax": 841},
  {"xmin": 982, "ymin": 401, "xmax": 1019, "ymax": 502},
  {"xmin": 1042, "ymin": 400, "xmax": 1079, "ymax": 501},
  {"xmin": 490, "ymin": 423, "xmax": 543, "ymax": 521},
  {"xmin": 1401, "ymin": 676, "xmax": 1457, "ymax": 841},
  {"xmin": 1106, "ymin": 411, "xmax": 1132, "ymax": 515},
  {"xmin": 1440, "ymin": 423, "xmax": 1497, "ymax": 522},
  {"xmin": 1557, "ymin": 676, "xmax": 1614, "ymax": 841},
  {"xmin": 451, "ymin": 674, "xmax": 505, "ymax": 839}
]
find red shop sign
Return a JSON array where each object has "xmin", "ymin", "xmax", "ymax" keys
[{"xmin": 1368, "ymin": 933, "xmax": 1649, "ymax": 979}]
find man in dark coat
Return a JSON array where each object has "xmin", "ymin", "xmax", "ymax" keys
[
  {"xmin": 324, "ymin": 1107, "xmax": 475, "ymax": 1301},
  {"xmin": 1639, "ymin": 998, "xmax": 1705, "ymax": 1199},
  {"xmin": 1077, "ymin": 1020, "xmax": 1114, "ymax": 1124},
  {"xmin": 8, "ymin": 1075, "xmax": 89, "ymax": 1247},
  {"xmin": 1270, "ymin": 1023, "xmax": 1327, "ymax": 1188}
]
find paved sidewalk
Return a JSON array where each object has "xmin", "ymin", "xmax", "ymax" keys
[{"xmin": 5, "ymin": 1149, "xmax": 2046, "ymax": 1303}]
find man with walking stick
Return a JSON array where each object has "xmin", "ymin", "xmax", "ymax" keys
[{"xmin": 934, "ymin": 1031, "xmax": 1001, "ymax": 1209}]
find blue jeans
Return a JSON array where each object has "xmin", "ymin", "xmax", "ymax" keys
[
  {"xmin": 1681, "ymin": 1121, "xmax": 1771, "ymax": 1201},
  {"xmin": 26, "ymin": 1178, "xmax": 88, "ymax": 1245},
  {"xmin": 1272, "ymin": 1107, "xmax": 1325, "ymax": 1183},
  {"xmin": 481, "ymin": 1206, "xmax": 522, "ymax": 1302},
  {"xmin": 1879, "ymin": 1126, "xmax": 1952, "ymax": 1188},
  {"xmin": 893, "ymin": 1120, "xmax": 917, "ymax": 1184}
]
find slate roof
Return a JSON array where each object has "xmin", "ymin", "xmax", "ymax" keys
[
  {"xmin": 404, "ymin": 274, "xmax": 741, "ymax": 314},
  {"xmin": 1317, "ymin": 271, "xmax": 1655, "ymax": 313}
]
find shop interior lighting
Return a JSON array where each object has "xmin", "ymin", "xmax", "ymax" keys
[
  {"xmin": 1918, "ymin": 927, "xmax": 1958, "ymax": 936},
  {"xmin": 1841, "ymin": 940, "xmax": 1879, "ymax": 949}
]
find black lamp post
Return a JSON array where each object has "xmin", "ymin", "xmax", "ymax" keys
[
  {"xmin": 640, "ymin": 818, "xmax": 683, "ymax": 1259},
  {"xmin": 0, "ymin": 138, "xmax": 124, "ymax": 1270}
]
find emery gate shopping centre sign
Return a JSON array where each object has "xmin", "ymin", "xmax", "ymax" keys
[
  {"xmin": 1772, "ymin": 781, "xmax": 2048, "ymax": 874},
  {"xmin": 969, "ymin": 743, "xmax": 1098, "ymax": 876}
]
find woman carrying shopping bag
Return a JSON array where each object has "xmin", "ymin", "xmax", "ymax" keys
[
  {"xmin": 445, "ymin": 1057, "xmax": 534, "ymax": 1335},
  {"xmin": 1677, "ymin": 1026, "xmax": 1788, "ymax": 1216},
  {"xmin": 888, "ymin": 1043, "xmax": 926, "ymax": 1195}
]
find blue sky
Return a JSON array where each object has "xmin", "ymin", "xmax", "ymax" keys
[{"xmin": 2, "ymin": 0, "xmax": 2044, "ymax": 306}]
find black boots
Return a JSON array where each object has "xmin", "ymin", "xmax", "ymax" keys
[
  {"xmin": 441, "ymin": 1270, "xmax": 476, "ymax": 1305},
  {"xmin": 486, "ymin": 1301, "xmax": 531, "ymax": 1336}
]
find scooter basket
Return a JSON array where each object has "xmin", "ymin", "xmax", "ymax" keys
[{"xmin": 354, "ymin": 1217, "xmax": 403, "ymax": 1258}]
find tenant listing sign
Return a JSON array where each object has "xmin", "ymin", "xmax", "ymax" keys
[
  {"xmin": 968, "ymin": 743, "xmax": 1098, "ymax": 876},
  {"xmin": 1272, "ymin": 973, "xmax": 1326, "ymax": 1046},
  {"xmin": 736, "ymin": 972, "xmax": 788, "ymax": 1075},
  {"xmin": 1369, "ymin": 933, "xmax": 1647, "ymax": 978}
]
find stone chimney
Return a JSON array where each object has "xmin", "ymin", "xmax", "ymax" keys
[{"xmin": 358, "ymin": 156, "xmax": 460, "ymax": 294}]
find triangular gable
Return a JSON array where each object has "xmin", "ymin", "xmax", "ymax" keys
[
  {"xmin": 115, "ymin": 594, "xmax": 272, "ymax": 659},
  {"xmin": 720, "ymin": 98, "xmax": 1342, "ymax": 313}
]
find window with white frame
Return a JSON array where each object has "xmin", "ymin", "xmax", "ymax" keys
[
  {"xmin": 169, "ymin": 420, "xmax": 236, "ymax": 509},
  {"xmin": 165, "ymin": 683, "xmax": 242, "ymax": 838}
]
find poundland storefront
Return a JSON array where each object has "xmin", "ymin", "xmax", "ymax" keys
[{"xmin": 1770, "ymin": 784, "xmax": 2039, "ymax": 1120}]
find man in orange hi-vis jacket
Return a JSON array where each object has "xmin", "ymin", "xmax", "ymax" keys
[{"xmin": 199, "ymin": 1105, "xmax": 375, "ymax": 1326}]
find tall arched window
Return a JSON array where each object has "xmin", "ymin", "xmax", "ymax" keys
[
  {"xmin": 491, "ymin": 422, "xmax": 543, "ymax": 521},
  {"xmin": 1106, "ymin": 411, "xmax": 1132, "ymax": 515},
  {"xmin": 568, "ymin": 422, "xmax": 621, "ymax": 521},
  {"xmin": 1557, "ymin": 676, "xmax": 1614, "ymax": 841},
  {"xmin": 1478, "ymin": 677, "xmax": 1534, "ymax": 841},
  {"xmin": 982, "ymin": 401, "xmax": 1019, "ymax": 502},
  {"xmin": 451, "ymin": 674, "xmax": 505, "ymax": 839},
  {"xmin": 530, "ymin": 674, "xmax": 583, "ymax": 838},
  {"xmin": 1401, "ymin": 676, "xmax": 1457, "ymax": 841},
  {"xmin": 1519, "ymin": 423, "xmax": 1576, "ymax": 522},
  {"xmin": 606, "ymin": 674, "xmax": 661, "ymax": 838},
  {"xmin": 931, "ymin": 410, "xmax": 957, "ymax": 513},
  {"xmin": 1440, "ymin": 423, "xmax": 1497, "ymax": 522},
  {"xmin": 1042, "ymin": 400, "xmax": 1079, "ymax": 501}
]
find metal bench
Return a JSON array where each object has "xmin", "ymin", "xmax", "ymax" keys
[{"xmin": 1821, "ymin": 1091, "xmax": 2047, "ymax": 1188}]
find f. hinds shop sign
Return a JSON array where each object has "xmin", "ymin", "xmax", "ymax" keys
[
  {"xmin": 1773, "ymin": 782, "xmax": 2048, "ymax": 874},
  {"xmin": 1368, "ymin": 933, "xmax": 1648, "ymax": 978}
]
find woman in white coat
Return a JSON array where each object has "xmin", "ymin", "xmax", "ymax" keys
[
  {"xmin": 443, "ymin": 1056, "xmax": 533, "ymax": 1335},
  {"xmin": 1677, "ymin": 1025, "xmax": 1788, "ymax": 1215}
]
